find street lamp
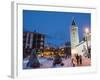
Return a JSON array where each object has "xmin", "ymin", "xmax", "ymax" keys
[
  {"xmin": 84, "ymin": 27, "xmax": 89, "ymax": 34},
  {"xmin": 84, "ymin": 27, "xmax": 89, "ymax": 58}
]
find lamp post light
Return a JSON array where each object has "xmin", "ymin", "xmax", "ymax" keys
[
  {"xmin": 84, "ymin": 27, "xmax": 89, "ymax": 58},
  {"xmin": 84, "ymin": 27, "xmax": 89, "ymax": 34}
]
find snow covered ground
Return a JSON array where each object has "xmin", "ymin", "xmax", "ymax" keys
[{"xmin": 23, "ymin": 57, "xmax": 73, "ymax": 69}]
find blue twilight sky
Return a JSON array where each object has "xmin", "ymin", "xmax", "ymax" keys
[{"xmin": 23, "ymin": 10, "xmax": 91, "ymax": 47}]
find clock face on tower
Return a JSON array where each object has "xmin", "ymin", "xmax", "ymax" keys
[
  {"xmin": 72, "ymin": 27, "xmax": 76, "ymax": 39},
  {"xmin": 72, "ymin": 27, "xmax": 76, "ymax": 31}
]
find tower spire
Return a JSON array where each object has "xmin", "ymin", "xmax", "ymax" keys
[{"xmin": 72, "ymin": 19, "xmax": 76, "ymax": 26}]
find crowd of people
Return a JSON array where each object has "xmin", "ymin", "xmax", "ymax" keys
[
  {"xmin": 26, "ymin": 49, "xmax": 65, "ymax": 68},
  {"xmin": 25, "ymin": 49, "xmax": 83, "ymax": 68},
  {"xmin": 71, "ymin": 54, "xmax": 82, "ymax": 67}
]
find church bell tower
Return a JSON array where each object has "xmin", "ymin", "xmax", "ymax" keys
[{"xmin": 70, "ymin": 19, "xmax": 79, "ymax": 48}]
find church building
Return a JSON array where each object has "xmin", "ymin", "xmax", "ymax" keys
[{"xmin": 70, "ymin": 19, "xmax": 91, "ymax": 58}]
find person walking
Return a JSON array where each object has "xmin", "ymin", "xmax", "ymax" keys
[
  {"xmin": 76, "ymin": 54, "xmax": 79, "ymax": 66},
  {"xmin": 79, "ymin": 55, "xmax": 82, "ymax": 65},
  {"xmin": 71, "ymin": 58, "xmax": 75, "ymax": 67}
]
